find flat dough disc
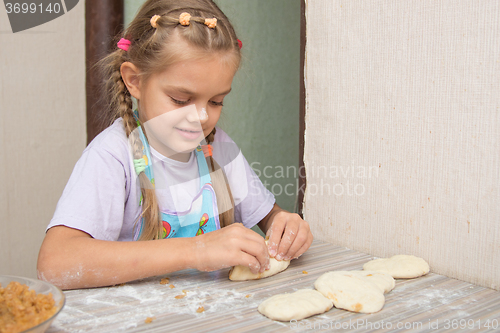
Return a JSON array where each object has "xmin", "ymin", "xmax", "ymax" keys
[
  {"xmin": 344, "ymin": 271, "xmax": 395, "ymax": 293},
  {"xmin": 258, "ymin": 289, "xmax": 333, "ymax": 321},
  {"xmin": 229, "ymin": 257, "xmax": 290, "ymax": 281},
  {"xmin": 314, "ymin": 271, "xmax": 392, "ymax": 313},
  {"xmin": 363, "ymin": 255, "xmax": 430, "ymax": 278}
]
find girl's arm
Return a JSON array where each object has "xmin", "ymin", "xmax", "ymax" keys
[
  {"xmin": 37, "ymin": 223, "xmax": 269, "ymax": 290},
  {"xmin": 258, "ymin": 203, "xmax": 314, "ymax": 261}
]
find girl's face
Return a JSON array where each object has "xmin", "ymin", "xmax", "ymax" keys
[{"xmin": 132, "ymin": 53, "xmax": 237, "ymax": 162}]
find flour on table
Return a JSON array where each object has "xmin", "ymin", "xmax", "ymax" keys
[
  {"xmin": 49, "ymin": 275, "xmax": 260, "ymax": 332},
  {"xmin": 258, "ymin": 289, "xmax": 333, "ymax": 321},
  {"xmin": 363, "ymin": 255, "xmax": 430, "ymax": 278}
]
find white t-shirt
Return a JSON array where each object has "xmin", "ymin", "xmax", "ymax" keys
[{"xmin": 48, "ymin": 118, "xmax": 275, "ymax": 241}]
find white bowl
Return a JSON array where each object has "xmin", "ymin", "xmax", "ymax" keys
[{"xmin": 0, "ymin": 275, "xmax": 65, "ymax": 333}]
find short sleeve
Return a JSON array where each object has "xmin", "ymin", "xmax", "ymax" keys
[{"xmin": 48, "ymin": 123, "xmax": 133, "ymax": 241}]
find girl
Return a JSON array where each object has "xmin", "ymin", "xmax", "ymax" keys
[{"xmin": 37, "ymin": 0, "xmax": 313, "ymax": 290}]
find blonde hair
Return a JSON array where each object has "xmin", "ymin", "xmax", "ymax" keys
[{"xmin": 99, "ymin": 0, "xmax": 240, "ymax": 240}]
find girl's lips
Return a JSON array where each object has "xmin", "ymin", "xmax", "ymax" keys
[{"xmin": 175, "ymin": 127, "xmax": 203, "ymax": 140}]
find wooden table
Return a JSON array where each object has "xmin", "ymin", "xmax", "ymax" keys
[{"xmin": 47, "ymin": 240, "xmax": 500, "ymax": 332}]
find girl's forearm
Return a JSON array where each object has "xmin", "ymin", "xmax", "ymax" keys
[{"xmin": 37, "ymin": 226, "xmax": 196, "ymax": 290}]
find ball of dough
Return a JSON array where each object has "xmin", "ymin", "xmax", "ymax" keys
[
  {"xmin": 258, "ymin": 289, "xmax": 333, "ymax": 321},
  {"xmin": 363, "ymin": 255, "xmax": 430, "ymax": 278},
  {"xmin": 229, "ymin": 257, "xmax": 290, "ymax": 281},
  {"xmin": 314, "ymin": 271, "xmax": 392, "ymax": 313},
  {"xmin": 228, "ymin": 240, "xmax": 290, "ymax": 281}
]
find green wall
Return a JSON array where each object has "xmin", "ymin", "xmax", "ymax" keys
[{"xmin": 125, "ymin": 0, "xmax": 301, "ymax": 214}]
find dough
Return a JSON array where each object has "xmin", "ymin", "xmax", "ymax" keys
[
  {"xmin": 228, "ymin": 240, "xmax": 290, "ymax": 281},
  {"xmin": 363, "ymin": 255, "xmax": 430, "ymax": 278},
  {"xmin": 345, "ymin": 271, "xmax": 395, "ymax": 293},
  {"xmin": 258, "ymin": 289, "xmax": 333, "ymax": 321},
  {"xmin": 314, "ymin": 271, "xmax": 394, "ymax": 313},
  {"xmin": 229, "ymin": 257, "xmax": 290, "ymax": 281}
]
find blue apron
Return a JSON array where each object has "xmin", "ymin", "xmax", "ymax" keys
[{"xmin": 132, "ymin": 116, "xmax": 220, "ymax": 240}]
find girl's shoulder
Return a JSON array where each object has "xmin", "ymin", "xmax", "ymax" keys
[
  {"xmin": 84, "ymin": 118, "xmax": 130, "ymax": 161},
  {"xmin": 213, "ymin": 126, "xmax": 234, "ymax": 143},
  {"xmin": 212, "ymin": 126, "xmax": 241, "ymax": 167}
]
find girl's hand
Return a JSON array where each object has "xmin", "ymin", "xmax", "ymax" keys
[
  {"xmin": 260, "ymin": 206, "xmax": 313, "ymax": 261},
  {"xmin": 192, "ymin": 223, "xmax": 270, "ymax": 274}
]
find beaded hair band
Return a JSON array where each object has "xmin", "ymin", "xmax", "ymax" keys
[
  {"xmin": 117, "ymin": 13, "xmax": 243, "ymax": 51},
  {"xmin": 151, "ymin": 12, "xmax": 218, "ymax": 29},
  {"xmin": 176, "ymin": 12, "xmax": 218, "ymax": 29}
]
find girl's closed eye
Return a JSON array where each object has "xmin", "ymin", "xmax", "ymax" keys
[
  {"xmin": 170, "ymin": 96, "xmax": 191, "ymax": 105},
  {"xmin": 210, "ymin": 100, "xmax": 224, "ymax": 107}
]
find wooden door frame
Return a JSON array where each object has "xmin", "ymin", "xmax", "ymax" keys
[
  {"xmin": 297, "ymin": 0, "xmax": 306, "ymax": 217},
  {"xmin": 85, "ymin": 0, "xmax": 124, "ymax": 145}
]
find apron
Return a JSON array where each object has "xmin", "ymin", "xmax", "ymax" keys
[{"xmin": 132, "ymin": 114, "xmax": 220, "ymax": 240}]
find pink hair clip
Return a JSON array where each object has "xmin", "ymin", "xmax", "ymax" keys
[
  {"xmin": 237, "ymin": 39, "xmax": 242, "ymax": 49},
  {"xmin": 117, "ymin": 38, "xmax": 131, "ymax": 51}
]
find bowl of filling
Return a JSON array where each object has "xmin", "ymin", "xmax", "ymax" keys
[{"xmin": 0, "ymin": 275, "xmax": 65, "ymax": 333}]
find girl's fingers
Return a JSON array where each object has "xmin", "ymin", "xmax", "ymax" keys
[
  {"xmin": 238, "ymin": 251, "xmax": 265, "ymax": 274},
  {"xmin": 281, "ymin": 231, "xmax": 305, "ymax": 260},
  {"xmin": 288, "ymin": 227, "xmax": 313, "ymax": 260},
  {"xmin": 237, "ymin": 233, "xmax": 269, "ymax": 273},
  {"xmin": 212, "ymin": 224, "xmax": 269, "ymax": 272},
  {"xmin": 266, "ymin": 217, "xmax": 286, "ymax": 258},
  {"xmin": 275, "ymin": 221, "xmax": 299, "ymax": 260},
  {"xmin": 265, "ymin": 212, "xmax": 313, "ymax": 261}
]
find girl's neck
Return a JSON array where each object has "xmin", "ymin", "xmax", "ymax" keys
[{"xmin": 148, "ymin": 140, "xmax": 192, "ymax": 163}]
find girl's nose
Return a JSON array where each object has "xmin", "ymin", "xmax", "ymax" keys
[
  {"xmin": 184, "ymin": 105, "xmax": 203, "ymax": 122},
  {"xmin": 198, "ymin": 107, "xmax": 208, "ymax": 121},
  {"xmin": 186, "ymin": 104, "xmax": 209, "ymax": 124}
]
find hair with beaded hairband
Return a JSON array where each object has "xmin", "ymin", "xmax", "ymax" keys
[
  {"xmin": 149, "ymin": 12, "xmax": 218, "ymax": 29},
  {"xmin": 117, "ymin": 14, "xmax": 243, "ymax": 51},
  {"xmin": 116, "ymin": 38, "xmax": 241, "ymax": 51}
]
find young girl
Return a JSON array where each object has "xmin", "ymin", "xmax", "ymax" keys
[{"xmin": 37, "ymin": 0, "xmax": 313, "ymax": 290}]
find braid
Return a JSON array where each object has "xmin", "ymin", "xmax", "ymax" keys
[
  {"xmin": 119, "ymin": 85, "xmax": 162, "ymax": 240},
  {"xmin": 99, "ymin": 50, "xmax": 163, "ymax": 241},
  {"xmin": 205, "ymin": 128, "xmax": 235, "ymax": 228},
  {"xmin": 122, "ymin": 94, "xmax": 162, "ymax": 240}
]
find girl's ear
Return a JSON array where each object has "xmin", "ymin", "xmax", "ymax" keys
[{"xmin": 120, "ymin": 62, "xmax": 142, "ymax": 100}]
